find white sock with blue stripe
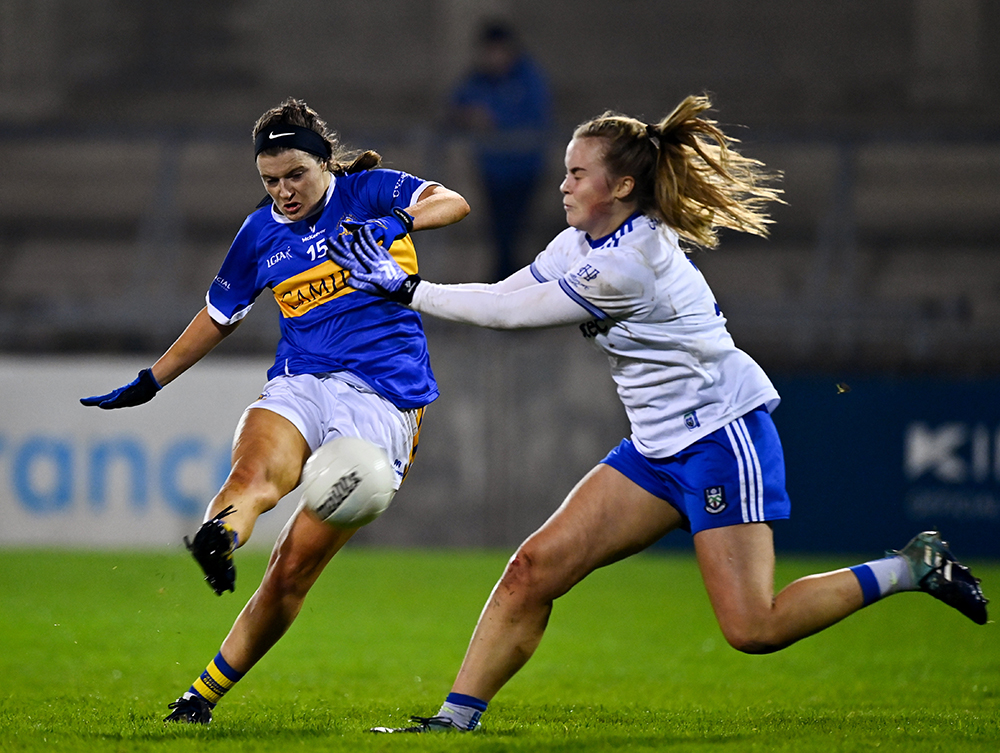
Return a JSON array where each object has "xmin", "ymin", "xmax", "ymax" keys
[
  {"xmin": 436, "ymin": 692, "xmax": 488, "ymax": 730},
  {"xmin": 849, "ymin": 555, "xmax": 915, "ymax": 606}
]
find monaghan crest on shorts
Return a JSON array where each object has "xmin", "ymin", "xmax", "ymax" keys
[{"xmin": 703, "ymin": 485, "xmax": 727, "ymax": 514}]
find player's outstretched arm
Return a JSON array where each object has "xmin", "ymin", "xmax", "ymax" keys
[
  {"xmin": 329, "ymin": 229, "xmax": 589, "ymax": 329},
  {"xmin": 413, "ymin": 276, "xmax": 588, "ymax": 329},
  {"xmin": 151, "ymin": 307, "xmax": 240, "ymax": 385},
  {"xmin": 80, "ymin": 368, "xmax": 162, "ymax": 409},
  {"xmin": 80, "ymin": 307, "xmax": 238, "ymax": 410}
]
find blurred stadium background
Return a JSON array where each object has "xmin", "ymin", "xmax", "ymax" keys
[{"xmin": 0, "ymin": 0, "xmax": 998, "ymax": 556}]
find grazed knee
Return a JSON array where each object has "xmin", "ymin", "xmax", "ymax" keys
[{"xmin": 498, "ymin": 544, "xmax": 571, "ymax": 606}]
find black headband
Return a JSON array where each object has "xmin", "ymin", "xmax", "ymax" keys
[{"xmin": 254, "ymin": 123, "xmax": 331, "ymax": 159}]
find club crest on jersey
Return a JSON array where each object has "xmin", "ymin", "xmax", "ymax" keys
[
  {"xmin": 574, "ymin": 263, "xmax": 600, "ymax": 281},
  {"xmin": 684, "ymin": 410, "xmax": 700, "ymax": 430},
  {"xmin": 704, "ymin": 486, "xmax": 727, "ymax": 514}
]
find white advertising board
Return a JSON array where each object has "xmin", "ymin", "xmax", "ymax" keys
[{"xmin": 0, "ymin": 357, "xmax": 299, "ymax": 549}]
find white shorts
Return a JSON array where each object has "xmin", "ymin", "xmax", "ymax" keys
[{"xmin": 244, "ymin": 372, "xmax": 424, "ymax": 489}]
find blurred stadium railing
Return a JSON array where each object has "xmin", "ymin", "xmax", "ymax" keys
[{"xmin": 0, "ymin": 126, "xmax": 998, "ymax": 373}]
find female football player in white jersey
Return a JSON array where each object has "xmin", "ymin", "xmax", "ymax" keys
[
  {"xmin": 331, "ymin": 94, "xmax": 988, "ymax": 733},
  {"xmin": 81, "ymin": 98, "xmax": 470, "ymax": 724}
]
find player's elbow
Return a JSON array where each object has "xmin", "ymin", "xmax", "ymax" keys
[{"xmin": 436, "ymin": 188, "xmax": 471, "ymax": 224}]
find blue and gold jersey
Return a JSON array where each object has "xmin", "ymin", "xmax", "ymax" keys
[{"xmin": 206, "ymin": 169, "xmax": 439, "ymax": 410}]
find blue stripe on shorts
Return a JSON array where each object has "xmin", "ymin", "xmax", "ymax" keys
[{"xmin": 600, "ymin": 406, "xmax": 791, "ymax": 534}]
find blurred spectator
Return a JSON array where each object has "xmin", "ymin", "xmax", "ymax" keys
[{"xmin": 449, "ymin": 21, "xmax": 552, "ymax": 281}]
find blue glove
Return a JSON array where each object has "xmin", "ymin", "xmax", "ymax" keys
[
  {"xmin": 345, "ymin": 207, "xmax": 414, "ymax": 248},
  {"xmin": 80, "ymin": 368, "xmax": 162, "ymax": 409},
  {"xmin": 327, "ymin": 226, "xmax": 422, "ymax": 305}
]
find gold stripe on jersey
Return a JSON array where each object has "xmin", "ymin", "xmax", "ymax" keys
[
  {"xmin": 272, "ymin": 236, "xmax": 418, "ymax": 319},
  {"xmin": 398, "ymin": 406, "xmax": 425, "ymax": 485}
]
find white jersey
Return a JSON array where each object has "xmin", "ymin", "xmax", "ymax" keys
[{"xmin": 530, "ymin": 213, "xmax": 779, "ymax": 459}]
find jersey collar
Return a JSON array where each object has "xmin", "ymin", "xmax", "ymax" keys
[{"xmin": 585, "ymin": 211, "xmax": 645, "ymax": 249}]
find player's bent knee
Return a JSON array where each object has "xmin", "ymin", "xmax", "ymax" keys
[
  {"xmin": 725, "ymin": 635, "xmax": 782, "ymax": 655},
  {"xmin": 499, "ymin": 548, "xmax": 536, "ymax": 593},
  {"xmin": 222, "ymin": 463, "xmax": 285, "ymax": 509},
  {"xmin": 719, "ymin": 622, "xmax": 786, "ymax": 654},
  {"xmin": 501, "ymin": 542, "xmax": 575, "ymax": 604}
]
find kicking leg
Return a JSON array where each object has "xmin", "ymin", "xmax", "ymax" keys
[
  {"xmin": 187, "ymin": 407, "xmax": 311, "ymax": 594},
  {"xmin": 207, "ymin": 407, "xmax": 311, "ymax": 546}
]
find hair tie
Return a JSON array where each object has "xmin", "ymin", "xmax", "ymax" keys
[
  {"xmin": 645, "ymin": 123, "xmax": 661, "ymax": 150},
  {"xmin": 647, "ymin": 122, "xmax": 683, "ymax": 149}
]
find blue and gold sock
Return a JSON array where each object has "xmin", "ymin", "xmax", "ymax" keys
[{"xmin": 185, "ymin": 652, "xmax": 244, "ymax": 706}]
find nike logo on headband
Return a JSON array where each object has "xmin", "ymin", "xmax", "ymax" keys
[{"xmin": 269, "ymin": 131, "xmax": 295, "ymax": 139}]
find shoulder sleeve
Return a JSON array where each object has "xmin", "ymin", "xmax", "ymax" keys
[
  {"xmin": 529, "ymin": 228, "xmax": 579, "ymax": 283},
  {"xmin": 206, "ymin": 215, "xmax": 264, "ymax": 325},
  {"xmin": 351, "ymin": 169, "xmax": 439, "ymax": 216},
  {"xmin": 560, "ymin": 245, "xmax": 656, "ymax": 321}
]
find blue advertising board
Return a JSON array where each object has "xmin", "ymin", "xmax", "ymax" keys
[
  {"xmin": 772, "ymin": 376, "xmax": 999, "ymax": 559},
  {"xmin": 658, "ymin": 376, "xmax": 1000, "ymax": 559}
]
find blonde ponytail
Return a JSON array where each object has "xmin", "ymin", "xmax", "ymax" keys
[{"xmin": 574, "ymin": 95, "xmax": 782, "ymax": 248}]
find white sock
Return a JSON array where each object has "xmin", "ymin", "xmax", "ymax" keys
[
  {"xmin": 850, "ymin": 555, "xmax": 915, "ymax": 605},
  {"xmin": 871, "ymin": 555, "xmax": 916, "ymax": 593},
  {"xmin": 436, "ymin": 692, "xmax": 487, "ymax": 730}
]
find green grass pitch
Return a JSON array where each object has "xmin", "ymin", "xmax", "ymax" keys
[{"xmin": 0, "ymin": 547, "xmax": 996, "ymax": 752}]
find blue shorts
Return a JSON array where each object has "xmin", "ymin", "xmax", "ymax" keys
[{"xmin": 601, "ymin": 406, "xmax": 791, "ymax": 534}]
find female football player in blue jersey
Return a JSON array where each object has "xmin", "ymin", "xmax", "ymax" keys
[
  {"xmin": 331, "ymin": 94, "xmax": 989, "ymax": 733},
  {"xmin": 81, "ymin": 98, "xmax": 470, "ymax": 724}
]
